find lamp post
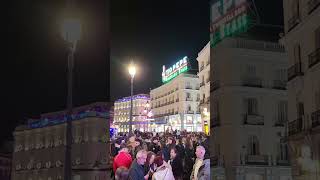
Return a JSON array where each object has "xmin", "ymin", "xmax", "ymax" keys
[
  {"xmin": 61, "ymin": 18, "xmax": 81, "ymax": 180},
  {"xmin": 128, "ymin": 63, "xmax": 136, "ymax": 134}
]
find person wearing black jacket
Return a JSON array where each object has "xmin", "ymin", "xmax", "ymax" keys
[{"xmin": 169, "ymin": 147, "xmax": 183, "ymax": 180}]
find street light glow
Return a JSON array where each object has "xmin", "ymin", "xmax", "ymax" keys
[
  {"xmin": 128, "ymin": 64, "xmax": 136, "ymax": 78},
  {"xmin": 61, "ymin": 18, "xmax": 81, "ymax": 43}
]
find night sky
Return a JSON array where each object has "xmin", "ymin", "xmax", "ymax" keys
[{"xmin": 2, "ymin": 0, "xmax": 283, "ymax": 146}]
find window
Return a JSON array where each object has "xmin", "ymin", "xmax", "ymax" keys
[
  {"xmin": 293, "ymin": 44, "xmax": 301, "ymax": 63},
  {"xmin": 186, "ymin": 92, "xmax": 191, "ymax": 98},
  {"xmin": 297, "ymin": 102, "xmax": 304, "ymax": 118},
  {"xmin": 277, "ymin": 101, "xmax": 288, "ymax": 123},
  {"xmin": 245, "ymin": 98, "xmax": 258, "ymax": 115},
  {"xmin": 279, "ymin": 143, "xmax": 289, "ymax": 160},
  {"xmin": 187, "ymin": 105, "xmax": 191, "ymax": 111},
  {"xmin": 248, "ymin": 135, "xmax": 260, "ymax": 155},
  {"xmin": 275, "ymin": 69, "xmax": 287, "ymax": 81},
  {"xmin": 246, "ymin": 65, "xmax": 257, "ymax": 77}
]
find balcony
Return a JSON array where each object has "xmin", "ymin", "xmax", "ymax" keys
[
  {"xmin": 185, "ymin": 86, "xmax": 193, "ymax": 90},
  {"xmin": 206, "ymin": 61, "xmax": 210, "ymax": 66},
  {"xmin": 245, "ymin": 155, "xmax": 268, "ymax": 165},
  {"xmin": 211, "ymin": 116, "xmax": 220, "ymax": 127},
  {"xmin": 308, "ymin": 48, "xmax": 320, "ymax": 68},
  {"xmin": 242, "ymin": 78, "xmax": 262, "ymax": 88},
  {"xmin": 206, "ymin": 78, "xmax": 210, "ymax": 83},
  {"xmin": 200, "ymin": 66, "xmax": 204, "ymax": 71},
  {"xmin": 186, "ymin": 97, "xmax": 193, "ymax": 101},
  {"xmin": 288, "ymin": 118, "xmax": 303, "ymax": 136},
  {"xmin": 287, "ymin": 14, "xmax": 300, "ymax": 32},
  {"xmin": 308, "ymin": 0, "xmax": 320, "ymax": 14},
  {"xmin": 196, "ymin": 98, "xmax": 200, "ymax": 102},
  {"xmin": 311, "ymin": 109, "xmax": 320, "ymax": 128},
  {"xmin": 243, "ymin": 114, "xmax": 264, "ymax": 125},
  {"xmin": 212, "ymin": 80, "xmax": 220, "ymax": 91},
  {"xmin": 200, "ymin": 82, "xmax": 205, "ymax": 87},
  {"xmin": 288, "ymin": 62, "xmax": 304, "ymax": 81},
  {"xmin": 273, "ymin": 80, "xmax": 287, "ymax": 90},
  {"xmin": 277, "ymin": 158, "xmax": 290, "ymax": 166},
  {"xmin": 195, "ymin": 86, "xmax": 200, "ymax": 90},
  {"xmin": 186, "ymin": 110, "xmax": 194, "ymax": 114}
]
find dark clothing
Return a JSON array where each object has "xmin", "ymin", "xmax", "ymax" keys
[
  {"xmin": 162, "ymin": 145, "xmax": 170, "ymax": 162},
  {"xmin": 129, "ymin": 160, "xmax": 145, "ymax": 180},
  {"xmin": 149, "ymin": 143, "xmax": 161, "ymax": 154},
  {"xmin": 175, "ymin": 144, "xmax": 185, "ymax": 160},
  {"xmin": 183, "ymin": 147, "xmax": 195, "ymax": 180},
  {"xmin": 170, "ymin": 157, "xmax": 183, "ymax": 180},
  {"xmin": 144, "ymin": 163, "xmax": 156, "ymax": 180}
]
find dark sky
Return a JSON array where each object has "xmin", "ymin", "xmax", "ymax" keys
[{"xmin": 2, "ymin": 0, "xmax": 283, "ymax": 145}]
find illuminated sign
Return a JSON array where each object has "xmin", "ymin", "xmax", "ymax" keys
[
  {"xmin": 210, "ymin": 0, "xmax": 251, "ymax": 47},
  {"xmin": 162, "ymin": 56, "xmax": 189, "ymax": 83}
]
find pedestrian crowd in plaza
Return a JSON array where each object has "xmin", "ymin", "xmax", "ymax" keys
[{"xmin": 110, "ymin": 129, "xmax": 210, "ymax": 180}]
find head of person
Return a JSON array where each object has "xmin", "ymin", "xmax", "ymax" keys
[
  {"xmin": 154, "ymin": 156, "xmax": 164, "ymax": 168},
  {"xmin": 195, "ymin": 146, "xmax": 206, "ymax": 160},
  {"xmin": 115, "ymin": 166, "xmax": 129, "ymax": 180},
  {"xmin": 146, "ymin": 151, "xmax": 156, "ymax": 166},
  {"xmin": 119, "ymin": 146, "xmax": 129, "ymax": 154},
  {"xmin": 136, "ymin": 150, "xmax": 148, "ymax": 165},
  {"xmin": 170, "ymin": 147, "xmax": 178, "ymax": 160}
]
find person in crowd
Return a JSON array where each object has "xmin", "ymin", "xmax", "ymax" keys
[
  {"xmin": 190, "ymin": 146, "xmax": 210, "ymax": 180},
  {"xmin": 129, "ymin": 149, "xmax": 149, "ymax": 180},
  {"xmin": 163, "ymin": 137, "xmax": 175, "ymax": 162},
  {"xmin": 144, "ymin": 151, "xmax": 156, "ymax": 180},
  {"xmin": 115, "ymin": 166, "xmax": 129, "ymax": 180},
  {"xmin": 113, "ymin": 146, "xmax": 133, "ymax": 173},
  {"xmin": 183, "ymin": 137, "xmax": 195, "ymax": 179},
  {"xmin": 168, "ymin": 147, "xmax": 183, "ymax": 180},
  {"xmin": 149, "ymin": 137, "xmax": 161, "ymax": 154},
  {"xmin": 152, "ymin": 156, "xmax": 175, "ymax": 180}
]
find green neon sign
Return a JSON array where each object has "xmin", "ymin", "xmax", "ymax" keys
[
  {"xmin": 162, "ymin": 56, "xmax": 189, "ymax": 83},
  {"xmin": 211, "ymin": 13, "xmax": 250, "ymax": 47}
]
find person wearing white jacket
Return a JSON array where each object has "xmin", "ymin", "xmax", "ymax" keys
[{"xmin": 152, "ymin": 156, "xmax": 175, "ymax": 180}]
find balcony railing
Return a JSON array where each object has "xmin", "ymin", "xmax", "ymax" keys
[
  {"xmin": 242, "ymin": 78, "xmax": 262, "ymax": 88},
  {"xmin": 277, "ymin": 158, "xmax": 290, "ymax": 166},
  {"xmin": 308, "ymin": 0, "xmax": 320, "ymax": 14},
  {"xmin": 196, "ymin": 110, "xmax": 201, "ymax": 114},
  {"xmin": 195, "ymin": 86, "xmax": 200, "ymax": 90},
  {"xmin": 245, "ymin": 155, "xmax": 268, "ymax": 165},
  {"xmin": 186, "ymin": 97, "xmax": 193, "ymax": 101},
  {"xmin": 212, "ymin": 80, "xmax": 220, "ymax": 91},
  {"xmin": 211, "ymin": 116, "xmax": 220, "ymax": 127},
  {"xmin": 288, "ymin": 117, "xmax": 303, "ymax": 136},
  {"xmin": 311, "ymin": 109, "xmax": 320, "ymax": 128},
  {"xmin": 308, "ymin": 48, "xmax": 320, "ymax": 68},
  {"xmin": 243, "ymin": 114, "xmax": 264, "ymax": 125},
  {"xmin": 288, "ymin": 13, "xmax": 300, "ymax": 32},
  {"xmin": 288, "ymin": 62, "xmax": 304, "ymax": 81},
  {"xmin": 200, "ymin": 82, "xmax": 205, "ymax": 87},
  {"xmin": 185, "ymin": 86, "xmax": 192, "ymax": 89},
  {"xmin": 200, "ymin": 66, "xmax": 204, "ymax": 71},
  {"xmin": 186, "ymin": 110, "xmax": 194, "ymax": 114},
  {"xmin": 273, "ymin": 80, "xmax": 287, "ymax": 90}
]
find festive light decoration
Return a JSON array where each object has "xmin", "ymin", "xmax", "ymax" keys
[{"xmin": 115, "ymin": 94, "xmax": 150, "ymax": 103}]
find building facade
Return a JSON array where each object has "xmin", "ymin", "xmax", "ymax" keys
[
  {"xmin": 210, "ymin": 37, "xmax": 292, "ymax": 180},
  {"xmin": 11, "ymin": 102, "xmax": 111, "ymax": 180},
  {"xmin": 113, "ymin": 94, "xmax": 150, "ymax": 132},
  {"xmin": 281, "ymin": 0, "xmax": 320, "ymax": 179},
  {"xmin": 150, "ymin": 73, "xmax": 201, "ymax": 132},
  {"xmin": 0, "ymin": 153, "xmax": 11, "ymax": 180},
  {"xmin": 197, "ymin": 42, "xmax": 211, "ymax": 135}
]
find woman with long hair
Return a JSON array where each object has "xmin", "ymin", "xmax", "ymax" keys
[{"xmin": 152, "ymin": 156, "xmax": 175, "ymax": 180}]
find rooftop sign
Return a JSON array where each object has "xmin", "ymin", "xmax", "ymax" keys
[
  {"xmin": 210, "ymin": 0, "xmax": 251, "ymax": 47},
  {"xmin": 162, "ymin": 56, "xmax": 189, "ymax": 83}
]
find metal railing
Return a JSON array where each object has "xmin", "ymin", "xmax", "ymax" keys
[
  {"xmin": 288, "ymin": 13, "xmax": 300, "ymax": 32},
  {"xmin": 243, "ymin": 114, "xmax": 264, "ymax": 125},
  {"xmin": 186, "ymin": 97, "xmax": 193, "ymax": 101},
  {"xmin": 185, "ymin": 86, "xmax": 192, "ymax": 90},
  {"xmin": 288, "ymin": 117, "xmax": 303, "ymax": 136},
  {"xmin": 312, "ymin": 109, "xmax": 320, "ymax": 128},
  {"xmin": 308, "ymin": 48, "xmax": 320, "ymax": 68},
  {"xmin": 288, "ymin": 62, "xmax": 304, "ymax": 81},
  {"xmin": 245, "ymin": 155, "xmax": 268, "ymax": 165},
  {"xmin": 242, "ymin": 78, "xmax": 262, "ymax": 88},
  {"xmin": 212, "ymin": 80, "xmax": 220, "ymax": 91},
  {"xmin": 273, "ymin": 80, "xmax": 287, "ymax": 90},
  {"xmin": 308, "ymin": 0, "xmax": 320, "ymax": 14}
]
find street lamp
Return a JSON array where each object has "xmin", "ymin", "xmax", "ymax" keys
[
  {"xmin": 128, "ymin": 63, "xmax": 136, "ymax": 134},
  {"xmin": 61, "ymin": 17, "xmax": 81, "ymax": 180}
]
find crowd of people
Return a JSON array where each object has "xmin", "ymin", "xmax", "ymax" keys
[{"xmin": 110, "ymin": 129, "xmax": 210, "ymax": 180}]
